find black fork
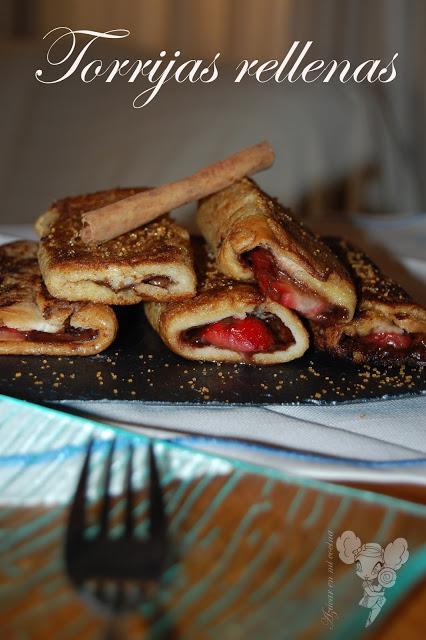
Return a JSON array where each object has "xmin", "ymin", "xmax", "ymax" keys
[{"xmin": 64, "ymin": 438, "xmax": 168, "ymax": 623}]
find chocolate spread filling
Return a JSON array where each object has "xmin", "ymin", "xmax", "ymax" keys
[
  {"xmin": 142, "ymin": 276, "xmax": 172, "ymax": 288},
  {"xmin": 28, "ymin": 328, "xmax": 98, "ymax": 343},
  {"xmin": 308, "ymin": 302, "xmax": 346, "ymax": 325},
  {"xmin": 182, "ymin": 313, "xmax": 295, "ymax": 353},
  {"xmin": 0, "ymin": 326, "xmax": 98, "ymax": 344},
  {"xmin": 93, "ymin": 275, "xmax": 172, "ymax": 292},
  {"xmin": 340, "ymin": 332, "xmax": 426, "ymax": 365}
]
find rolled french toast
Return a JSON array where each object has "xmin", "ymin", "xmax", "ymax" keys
[
  {"xmin": 311, "ymin": 238, "xmax": 426, "ymax": 366},
  {"xmin": 144, "ymin": 240, "xmax": 309, "ymax": 365},
  {"xmin": 196, "ymin": 178, "xmax": 356, "ymax": 325},
  {"xmin": 36, "ymin": 188, "xmax": 196, "ymax": 304},
  {"xmin": 0, "ymin": 241, "xmax": 117, "ymax": 355}
]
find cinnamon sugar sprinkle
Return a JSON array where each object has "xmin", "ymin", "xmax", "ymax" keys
[
  {"xmin": 43, "ymin": 188, "xmax": 191, "ymax": 267},
  {"xmin": 2, "ymin": 347, "xmax": 424, "ymax": 404},
  {"xmin": 330, "ymin": 238, "xmax": 411, "ymax": 304}
]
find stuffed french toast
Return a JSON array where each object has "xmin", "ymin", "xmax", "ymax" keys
[
  {"xmin": 36, "ymin": 188, "xmax": 196, "ymax": 305},
  {"xmin": 311, "ymin": 238, "xmax": 426, "ymax": 365},
  {"xmin": 0, "ymin": 241, "xmax": 117, "ymax": 355},
  {"xmin": 197, "ymin": 178, "xmax": 356, "ymax": 325},
  {"xmin": 144, "ymin": 240, "xmax": 309, "ymax": 365}
]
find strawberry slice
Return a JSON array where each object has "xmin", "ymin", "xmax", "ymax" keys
[
  {"xmin": 273, "ymin": 281, "xmax": 325, "ymax": 317},
  {"xmin": 200, "ymin": 317, "xmax": 275, "ymax": 353},
  {"xmin": 249, "ymin": 248, "xmax": 278, "ymax": 300},
  {"xmin": 0, "ymin": 327, "xmax": 26, "ymax": 342},
  {"xmin": 249, "ymin": 248, "xmax": 326, "ymax": 319},
  {"xmin": 361, "ymin": 332, "xmax": 412, "ymax": 350}
]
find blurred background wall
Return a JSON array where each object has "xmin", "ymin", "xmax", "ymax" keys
[{"xmin": 0, "ymin": 0, "xmax": 424, "ymax": 223}]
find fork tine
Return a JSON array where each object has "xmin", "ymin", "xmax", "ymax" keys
[
  {"xmin": 124, "ymin": 442, "xmax": 134, "ymax": 536},
  {"xmin": 148, "ymin": 443, "xmax": 166, "ymax": 540},
  {"xmin": 99, "ymin": 438, "xmax": 116, "ymax": 536},
  {"xmin": 67, "ymin": 438, "xmax": 94, "ymax": 542}
]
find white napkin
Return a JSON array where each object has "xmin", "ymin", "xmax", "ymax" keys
[
  {"xmin": 0, "ymin": 231, "xmax": 25, "ymax": 244},
  {"xmin": 66, "ymin": 397, "xmax": 426, "ymax": 485}
]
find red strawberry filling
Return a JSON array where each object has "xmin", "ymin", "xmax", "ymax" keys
[
  {"xmin": 0, "ymin": 327, "xmax": 26, "ymax": 342},
  {"xmin": 341, "ymin": 330, "xmax": 426, "ymax": 364},
  {"xmin": 360, "ymin": 332, "xmax": 412, "ymax": 350},
  {"xmin": 199, "ymin": 317, "xmax": 276, "ymax": 353},
  {"xmin": 184, "ymin": 314, "xmax": 295, "ymax": 353},
  {"xmin": 247, "ymin": 248, "xmax": 335, "ymax": 322},
  {"xmin": 0, "ymin": 326, "xmax": 97, "ymax": 343}
]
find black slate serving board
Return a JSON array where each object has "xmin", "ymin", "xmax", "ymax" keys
[{"xmin": 0, "ymin": 306, "xmax": 425, "ymax": 405}]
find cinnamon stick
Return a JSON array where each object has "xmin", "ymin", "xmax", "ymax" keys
[{"xmin": 80, "ymin": 141, "xmax": 275, "ymax": 244}]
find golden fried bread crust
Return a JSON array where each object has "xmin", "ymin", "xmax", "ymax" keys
[
  {"xmin": 196, "ymin": 178, "xmax": 356, "ymax": 320},
  {"xmin": 144, "ymin": 241, "xmax": 309, "ymax": 364},
  {"xmin": 311, "ymin": 238, "xmax": 426, "ymax": 364},
  {"xmin": 0, "ymin": 241, "xmax": 117, "ymax": 355},
  {"xmin": 36, "ymin": 188, "xmax": 196, "ymax": 304}
]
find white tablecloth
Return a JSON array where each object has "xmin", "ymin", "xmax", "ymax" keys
[{"xmin": 1, "ymin": 223, "xmax": 425, "ymax": 486}]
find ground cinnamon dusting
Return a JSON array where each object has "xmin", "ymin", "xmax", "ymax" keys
[{"xmin": 44, "ymin": 188, "xmax": 191, "ymax": 268}]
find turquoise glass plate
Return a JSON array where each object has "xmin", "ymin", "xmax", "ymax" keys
[{"xmin": 0, "ymin": 394, "xmax": 425, "ymax": 639}]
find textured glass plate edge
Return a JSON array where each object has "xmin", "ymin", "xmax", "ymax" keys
[{"xmin": 1, "ymin": 393, "xmax": 426, "ymax": 518}]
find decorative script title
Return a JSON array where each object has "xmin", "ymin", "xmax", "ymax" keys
[{"xmin": 35, "ymin": 28, "xmax": 399, "ymax": 109}]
